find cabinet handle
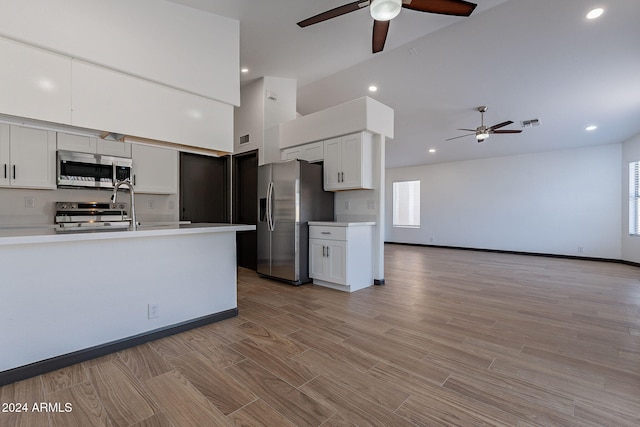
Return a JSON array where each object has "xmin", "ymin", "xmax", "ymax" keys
[
  {"xmin": 321, "ymin": 231, "xmax": 331, "ymax": 235},
  {"xmin": 133, "ymin": 174, "xmax": 136, "ymax": 186},
  {"xmin": 327, "ymin": 246, "xmax": 330, "ymax": 257},
  {"xmin": 337, "ymin": 172, "xmax": 340, "ymax": 183},
  {"xmin": 341, "ymin": 172, "xmax": 344, "ymax": 182},
  {"xmin": 3, "ymin": 164, "xmax": 6, "ymax": 179},
  {"xmin": 322, "ymin": 246, "xmax": 326, "ymax": 257},
  {"xmin": 12, "ymin": 165, "xmax": 16, "ymax": 180}
]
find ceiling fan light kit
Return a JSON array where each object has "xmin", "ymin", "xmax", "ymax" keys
[
  {"xmin": 446, "ymin": 106, "xmax": 523, "ymax": 142},
  {"xmin": 370, "ymin": 0, "xmax": 402, "ymax": 21},
  {"xmin": 297, "ymin": 0, "xmax": 477, "ymax": 53}
]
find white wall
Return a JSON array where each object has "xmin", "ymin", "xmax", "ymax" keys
[
  {"xmin": 0, "ymin": 187, "xmax": 178, "ymax": 226},
  {"xmin": 386, "ymin": 144, "xmax": 622, "ymax": 259},
  {"xmin": 622, "ymin": 133, "xmax": 640, "ymax": 263},
  {"xmin": 234, "ymin": 77, "xmax": 297, "ymax": 165}
]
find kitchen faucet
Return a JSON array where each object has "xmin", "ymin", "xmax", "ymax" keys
[{"xmin": 111, "ymin": 179, "xmax": 137, "ymax": 230}]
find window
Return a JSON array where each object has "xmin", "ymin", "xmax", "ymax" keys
[
  {"xmin": 630, "ymin": 161, "xmax": 640, "ymax": 236},
  {"xmin": 393, "ymin": 180, "xmax": 420, "ymax": 228}
]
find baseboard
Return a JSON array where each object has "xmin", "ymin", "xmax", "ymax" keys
[
  {"xmin": 385, "ymin": 242, "xmax": 640, "ymax": 268},
  {"xmin": 0, "ymin": 308, "xmax": 238, "ymax": 387}
]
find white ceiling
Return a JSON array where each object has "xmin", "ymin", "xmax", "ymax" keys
[{"xmin": 168, "ymin": 0, "xmax": 640, "ymax": 168}]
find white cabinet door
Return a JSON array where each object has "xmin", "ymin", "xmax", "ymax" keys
[
  {"xmin": 340, "ymin": 133, "xmax": 364, "ymax": 189},
  {"xmin": 281, "ymin": 147, "xmax": 302, "ymax": 161},
  {"xmin": 58, "ymin": 132, "xmax": 132, "ymax": 157},
  {"xmin": 281, "ymin": 141, "xmax": 324, "ymax": 163},
  {"xmin": 132, "ymin": 144, "xmax": 178, "ymax": 194},
  {"xmin": 8, "ymin": 126, "xmax": 56, "ymax": 189},
  {"xmin": 72, "ymin": 61, "xmax": 233, "ymax": 154},
  {"xmin": 323, "ymin": 133, "xmax": 373, "ymax": 191},
  {"xmin": 57, "ymin": 133, "xmax": 97, "ymax": 153},
  {"xmin": 97, "ymin": 139, "xmax": 132, "ymax": 157},
  {"xmin": 309, "ymin": 238, "xmax": 347, "ymax": 285},
  {"xmin": 323, "ymin": 137, "xmax": 342, "ymax": 190},
  {"xmin": 309, "ymin": 239, "xmax": 327, "ymax": 280},
  {"xmin": 325, "ymin": 240, "xmax": 347, "ymax": 285},
  {"xmin": 0, "ymin": 125, "xmax": 10, "ymax": 186},
  {"xmin": 0, "ymin": 38, "xmax": 72, "ymax": 125}
]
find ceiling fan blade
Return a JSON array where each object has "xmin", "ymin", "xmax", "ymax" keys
[
  {"xmin": 489, "ymin": 120, "xmax": 514, "ymax": 131},
  {"xmin": 491, "ymin": 129, "xmax": 523, "ymax": 134},
  {"xmin": 403, "ymin": 0, "xmax": 477, "ymax": 17},
  {"xmin": 297, "ymin": 1, "xmax": 369, "ymax": 27},
  {"xmin": 372, "ymin": 19, "xmax": 390, "ymax": 53},
  {"xmin": 457, "ymin": 128, "xmax": 477, "ymax": 132},
  {"xmin": 446, "ymin": 133, "xmax": 475, "ymax": 141}
]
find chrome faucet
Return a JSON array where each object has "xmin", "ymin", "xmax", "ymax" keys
[{"xmin": 111, "ymin": 179, "xmax": 137, "ymax": 230}]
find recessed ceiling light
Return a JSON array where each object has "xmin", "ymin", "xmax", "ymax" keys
[
  {"xmin": 240, "ymin": 67, "xmax": 249, "ymax": 73},
  {"xmin": 428, "ymin": 148, "xmax": 436, "ymax": 154},
  {"xmin": 586, "ymin": 125, "xmax": 598, "ymax": 131},
  {"xmin": 586, "ymin": 8, "xmax": 604, "ymax": 20},
  {"xmin": 368, "ymin": 85, "xmax": 378, "ymax": 92}
]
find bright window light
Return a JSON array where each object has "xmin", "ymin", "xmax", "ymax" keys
[
  {"xmin": 630, "ymin": 161, "xmax": 640, "ymax": 236},
  {"xmin": 393, "ymin": 180, "xmax": 420, "ymax": 228}
]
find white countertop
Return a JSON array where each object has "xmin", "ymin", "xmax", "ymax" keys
[
  {"xmin": 308, "ymin": 221, "xmax": 376, "ymax": 227},
  {"xmin": 0, "ymin": 223, "xmax": 256, "ymax": 246}
]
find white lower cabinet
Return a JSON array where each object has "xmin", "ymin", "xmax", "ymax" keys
[
  {"xmin": 308, "ymin": 222, "xmax": 374, "ymax": 292},
  {"xmin": 131, "ymin": 144, "xmax": 178, "ymax": 194},
  {"xmin": 0, "ymin": 124, "xmax": 56, "ymax": 189}
]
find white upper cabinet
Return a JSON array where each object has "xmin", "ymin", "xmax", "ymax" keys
[
  {"xmin": 281, "ymin": 141, "xmax": 324, "ymax": 163},
  {"xmin": 131, "ymin": 144, "xmax": 178, "ymax": 194},
  {"xmin": 71, "ymin": 61, "xmax": 234, "ymax": 154},
  {"xmin": 57, "ymin": 132, "xmax": 131, "ymax": 157},
  {"xmin": 323, "ymin": 132, "xmax": 373, "ymax": 191},
  {"xmin": 56, "ymin": 133, "xmax": 96, "ymax": 153},
  {"xmin": 0, "ymin": 38, "xmax": 71, "ymax": 124},
  {"xmin": 0, "ymin": 124, "xmax": 56, "ymax": 189},
  {"xmin": 0, "ymin": 0, "xmax": 239, "ymax": 105}
]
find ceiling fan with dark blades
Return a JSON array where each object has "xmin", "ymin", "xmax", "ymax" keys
[
  {"xmin": 447, "ymin": 106, "xmax": 523, "ymax": 143},
  {"xmin": 297, "ymin": 0, "xmax": 477, "ymax": 53}
]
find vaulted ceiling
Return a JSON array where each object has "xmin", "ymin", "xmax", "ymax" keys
[{"xmin": 168, "ymin": 0, "xmax": 640, "ymax": 168}]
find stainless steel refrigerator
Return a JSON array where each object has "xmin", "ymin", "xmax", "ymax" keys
[{"xmin": 257, "ymin": 159, "xmax": 334, "ymax": 285}]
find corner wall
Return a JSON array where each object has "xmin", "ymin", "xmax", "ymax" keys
[{"xmin": 385, "ymin": 144, "xmax": 622, "ymax": 259}]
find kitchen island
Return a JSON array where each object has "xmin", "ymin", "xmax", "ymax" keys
[{"xmin": 0, "ymin": 223, "xmax": 255, "ymax": 386}]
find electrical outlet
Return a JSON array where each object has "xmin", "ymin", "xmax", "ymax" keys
[
  {"xmin": 345, "ymin": 201, "xmax": 350, "ymax": 211},
  {"xmin": 24, "ymin": 196, "xmax": 35, "ymax": 208},
  {"xmin": 169, "ymin": 201, "xmax": 175, "ymax": 209},
  {"xmin": 367, "ymin": 200, "xmax": 376, "ymax": 210},
  {"xmin": 148, "ymin": 303, "xmax": 159, "ymax": 319},
  {"xmin": 147, "ymin": 199, "xmax": 155, "ymax": 209},
  {"xmin": 577, "ymin": 246, "xmax": 584, "ymax": 254}
]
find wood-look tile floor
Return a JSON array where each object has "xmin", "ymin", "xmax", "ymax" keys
[{"xmin": 2, "ymin": 244, "xmax": 640, "ymax": 426}]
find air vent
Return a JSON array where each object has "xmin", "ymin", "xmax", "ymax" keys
[
  {"xmin": 521, "ymin": 119, "xmax": 541, "ymax": 128},
  {"xmin": 239, "ymin": 134, "xmax": 250, "ymax": 145}
]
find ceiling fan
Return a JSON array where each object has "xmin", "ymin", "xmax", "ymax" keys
[
  {"xmin": 447, "ymin": 106, "xmax": 523, "ymax": 143},
  {"xmin": 297, "ymin": 0, "xmax": 477, "ymax": 53}
]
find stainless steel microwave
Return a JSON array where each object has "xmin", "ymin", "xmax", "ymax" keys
[{"xmin": 57, "ymin": 150, "xmax": 132, "ymax": 189}]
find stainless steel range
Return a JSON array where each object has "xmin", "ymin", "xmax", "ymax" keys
[{"xmin": 55, "ymin": 201, "xmax": 131, "ymax": 232}]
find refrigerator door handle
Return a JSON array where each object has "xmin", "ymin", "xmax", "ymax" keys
[{"xmin": 267, "ymin": 181, "xmax": 275, "ymax": 231}]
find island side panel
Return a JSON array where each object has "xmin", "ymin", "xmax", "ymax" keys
[{"xmin": 0, "ymin": 231, "xmax": 237, "ymax": 372}]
